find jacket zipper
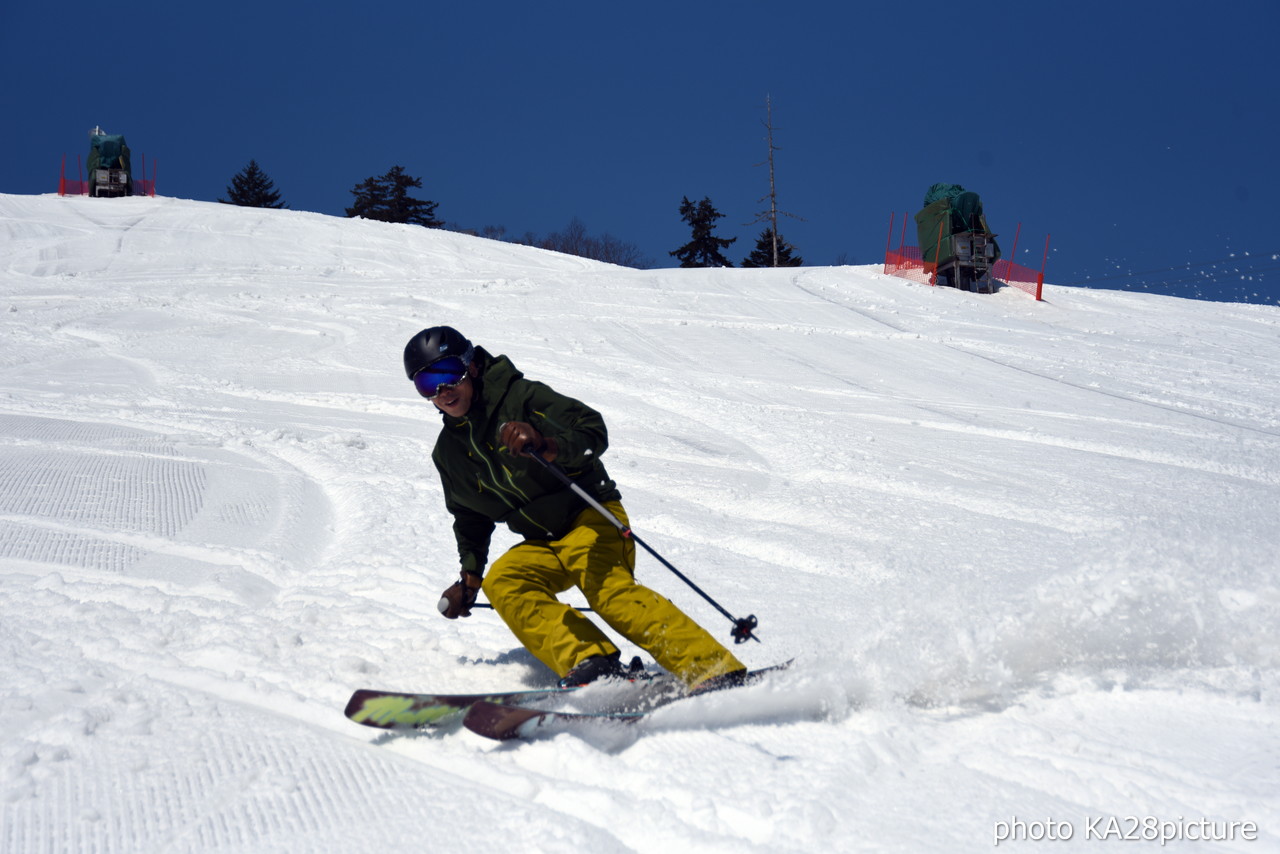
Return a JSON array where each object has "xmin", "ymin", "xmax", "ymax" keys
[{"xmin": 463, "ymin": 420, "xmax": 550, "ymax": 535}]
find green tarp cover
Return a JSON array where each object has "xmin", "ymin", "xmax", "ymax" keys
[
  {"xmin": 914, "ymin": 184, "xmax": 1000, "ymax": 265},
  {"xmin": 88, "ymin": 134, "xmax": 131, "ymax": 174},
  {"xmin": 923, "ymin": 182, "xmax": 965, "ymax": 207}
]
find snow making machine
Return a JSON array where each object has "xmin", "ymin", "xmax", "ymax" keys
[
  {"xmin": 87, "ymin": 127, "xmax": 133, "ymax": 197},
  {"xmin": 914, "ymin": 183, "xmax": 1001, "ymax": 293}
]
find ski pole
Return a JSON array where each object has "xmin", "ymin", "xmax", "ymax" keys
[{"xmin": 524, "ymin": 447, "xmax": 760, "ymax": 643}]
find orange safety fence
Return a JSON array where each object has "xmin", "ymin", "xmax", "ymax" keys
[
  {"xmin": 991, "ymin": 257, "xmax": 1045, "ymax": 300},
  {"xmin": 884, "ymin": 245, "xmax": 933, "ymax": 285},
  {"xmin": 58, "ymin": 154, "xmax": 157, "ymax": 197},
  {"xmin": 882, "ymin": 212, "xmax": 1047, "ymax": 300},
  {"xmin": 882, "ymin": 209, "xmax": 936, "ymax": 285}
]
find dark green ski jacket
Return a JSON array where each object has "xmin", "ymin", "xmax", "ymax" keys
[{"xmin": 431, "ymin": 347, "xmax": 621, "ymax": 577}]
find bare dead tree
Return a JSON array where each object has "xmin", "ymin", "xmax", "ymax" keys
[
  {"xmin": 748, "ymin": 95, "xmax": 804, "ymax": 266},
  {"xmin": 540, "ymin": 217, "xmax": 654, "ymax": 268}
]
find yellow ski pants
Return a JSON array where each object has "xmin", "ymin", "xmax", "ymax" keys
[{"xmin": 482, "ymin": 501, "xmax": 744, "ymax": 687}]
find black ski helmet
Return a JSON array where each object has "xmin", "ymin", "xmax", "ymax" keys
[{"xmin": 403, "ymin": 326, "xmax": 474, "ymax": 379}]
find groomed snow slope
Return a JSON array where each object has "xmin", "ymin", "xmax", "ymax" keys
[{"xmin": 1, "ymin": 194, "xmax": 1277, "ymax": 852}]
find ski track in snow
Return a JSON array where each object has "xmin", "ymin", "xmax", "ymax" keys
[{"xmin": 1, "ymin": 194, "xmax": 1278, "ymax": 852}]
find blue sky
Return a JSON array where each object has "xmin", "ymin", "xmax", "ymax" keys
[{"xmin": 4, "ymin": 0, "xmax": 1276, "ymax": 303}]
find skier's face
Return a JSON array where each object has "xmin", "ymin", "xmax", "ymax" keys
[{"xmin": 430, "ymin": 365, "xmax": 476, "ymax": 418}]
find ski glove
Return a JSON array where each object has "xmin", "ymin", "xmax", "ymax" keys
[
  {"xmin": 438, "ymin": 571, "xmax": 483, "ymax": 619},
  {"xmin": 499, "ymin": 421, "xmax": 558, "ymax": 461}
]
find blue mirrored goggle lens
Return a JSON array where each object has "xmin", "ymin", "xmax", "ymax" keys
[{"xmin": 413, "ymin": 357, "xmax": 469, "ymax": 398}]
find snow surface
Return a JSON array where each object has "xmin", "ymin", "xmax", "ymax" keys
[{"xmin": 1, "ymin": 193, "xmax": 1277, "ymax": 853}]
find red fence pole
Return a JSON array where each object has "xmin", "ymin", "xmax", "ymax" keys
[
  {"xmin": 898, "ymin": 212, "xmax": 908, "ymax": 252},
  {"xmin": 1004, "ymin": 222, "xmax": 1022, "ymax": 283},
  {"xmin": 931, "ymin": 220, "xmax": 945, "ymax": 285},
  {"xmin": 883, "ymin": 211, "xmax": 895, "ymax": 273},
  {"xmin": 1036, "ymin": 234, "xmax": 1051, "ymax": 301}
]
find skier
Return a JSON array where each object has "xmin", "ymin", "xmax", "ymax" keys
[{"xmin": 405, "ymin": 325, "xmax": 747, "ymax": 690}]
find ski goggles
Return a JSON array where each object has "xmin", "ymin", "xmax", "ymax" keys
[{"xmin": 413, "ymin": 356, "xmax": 470, "ymax": 399}]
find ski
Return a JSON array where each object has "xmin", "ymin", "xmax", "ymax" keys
[
  {"xmin": 463, "ymin": 699, "xmax": 645, "ymax": 739},
  {"xmin": 462, "ymin": 661, "xmax": 792, "ymax": 741},
  {"xmin": 343, "ymin": 685, "xmax": 576, "ymax": 730},
  {"xmin": 344, "ymin": 665, "xmax": 673, "ymax": 730}
]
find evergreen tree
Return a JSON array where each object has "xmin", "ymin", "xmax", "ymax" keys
[
  {"xmin": 219, "ymin": 160, "xmax": 287, "ymax": 208},
  {"xmin": 345, "ymin": 165, "xmax": 442, "ymax": 227},
  {"xmin": 346, "ymin": 176, "xmax": 384, "ymax": 221},
  {"xmin": 669, "ymin": 196, "xmax": 736, "ymax": 268},
  {"xmin": 741, "ymin": 228, "xmax": 804, "ymax": 268}
]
